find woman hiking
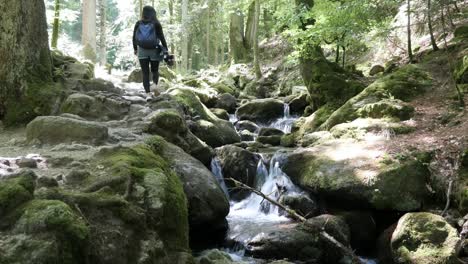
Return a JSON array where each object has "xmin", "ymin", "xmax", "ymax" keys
[{"xmin": 132, "ymin": 6, "xmax": 168, "ymax": 99}]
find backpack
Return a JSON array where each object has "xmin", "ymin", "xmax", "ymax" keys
[{"xmin": 136, "ymin": 22, "xmax": 160, "ymax": 49}]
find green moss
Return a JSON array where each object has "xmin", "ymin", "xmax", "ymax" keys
[
  {"xmin": 457, "ymin": 150, "xmax": 468, "ymax": 214},
  {"xmin": 14, "ymin": 200, "xmax": 89, "ymax": 241},
  {"xmin": 281, "ymin": 133, "xmax": 297, "ymax": 147},
  {"xmin": 0, "ymin": 172, "xmax": 35, "ymax": 216},
  {"xmin": 3, "ymin": 81, "xmax": 63, "ymax": 126},
  {"xmin": 372, "ymin": 159, "xmax": 429, "ymax": 211},
  {"xmin": 95, "ymin": 139, "xmax": 190, "ymax": 252},
  {"xmin": 320, "ymin": 65, "xmax": 431, "ymax": 130}
]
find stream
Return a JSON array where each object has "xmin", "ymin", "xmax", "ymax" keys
[{"xmin": 209, "ymin": 104, "xmax": 378, "ymax": 263}]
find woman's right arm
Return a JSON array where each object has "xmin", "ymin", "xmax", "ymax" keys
[{"xmin": 132, "ymin": 22, "xmax": 139, "ymax": 54}]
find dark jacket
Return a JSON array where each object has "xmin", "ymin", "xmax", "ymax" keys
[{"xmin": 133, "ymin": 20, "xmax": 168, "ymax": 53}]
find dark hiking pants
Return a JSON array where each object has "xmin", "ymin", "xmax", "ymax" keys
[{"xmin": 139, "ymin": 59, "xmax": 160, "ymax": 93}]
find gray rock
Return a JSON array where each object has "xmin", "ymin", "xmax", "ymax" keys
[
  {"xmin": 236, "ymin": 120, "xmax": 259, "ymax": 133},
  {"xmin": 210, "ymin": 108, "xmax": 230, "ymax": 121},
  {"xmin": 369, "ymin": 65, "xmax": 385, "ymax": 76},
  {"xmin": 65, "ymin": 169, "xmax": 90, "ymax": 185},
  {"xmin": 215, "ymin": 93, "xmax": 237, "ymax": 113},
  {"xmin": 236, "ymin": 98, "xmax": 285, "ymax": 123},
  {"xmin": 26, "ymin": 116, "xmax": 108, "ymax": 145},
  {"xmin": 258, "ymin": 127, "xmax": 284, "ymax": 137},
  {"xmin": 215, "ymin": 145, "xmax": 260, "ymax": 200},
  {"xmin": 17, "ymin": 158, "xmax": 37, "ymax": 168},
  {"xmin": 36, "ymin": 176, "xmax": 59, "ymax": 188},
  {"xmin": 279, "ymin": 194, "xmax": 319, "ymax": 218}
]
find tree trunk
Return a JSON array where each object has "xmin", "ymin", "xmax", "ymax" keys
[
  {"xmin": 407, "ymin": 0, "xmax": 414, "ymax": 63},
  {"xmin": 169, "ymin": 0, "xmax": 175, "ymax": 55},
  {"xmin": 244, "ymin": 1, "xmax": 256, "ymax": 53},
  {"xmin": 253, "ymin": 0, "xmax": 262, "ymax": 79},
  {"xmin": 342, "ymin": 46, "xmax": 346, "ymax": 68},
  {"xmin": 229, "ymin": 10, "xmax": 247, "ymax": 63},
  {"xmin": 181, "ymin": 0, "xmax": 189, "ymax": 72},
  {"xmin": 99, "ymin": 0, "xmax": 107, "ymax": 65},
  {"xmin": 0, "ymin": 0, "xmax": 54, "ymax": 125},
  {"xmin": 139, "ymin": 0, "xmax": 143, "ymax": 17},
  {"xmin": 206, "ymin": 9, "xmax": 211, "ymax": 65},
  {"xmin": 335, "ymin": 43, "xmax": 340, "ymax": 63},
  {"xmin": 51, "ymin": 0, "xmax": 60, "ymax": 49},
  {"xmin": 82, "ymin": 0, "xmax": 97, "ymax": 61},
  {"xmin": 427, "ymin": 0, "xmax": 439, "ymax": 51}
]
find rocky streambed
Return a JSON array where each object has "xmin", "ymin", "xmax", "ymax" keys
[{"xmin": 0, "ymin": 50, "xmax": 467, "ymax": 264}]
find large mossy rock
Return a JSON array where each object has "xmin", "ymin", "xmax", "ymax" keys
[
  {"xmin": 26, "ymin": 116, "xmax": 108, "ymax": 145},
  {"xmin": 214, "ymin": 145, "xmax": 260, "ymax": 200},
  {"xmin": 299, "ymin": 45, "xmax": 364, "ymax": 109},
  {"xmin": 147, "ymin": 136, "xmax": 230, "ymax": 242},
  {"xmin": 195, "ymin": 249, "xmax": 235, "ymax": 264},
  {"xmin": 282, "ymin": 139, "xmax": 431, "ymax": 211},
  {"xmin": 168, "ymin": 88, "xmax": 240, "ymax": 147},
  {"xmin": 236, "ymin": 98, "xmax": 285, "ymax": 123},
  {"xmin": 61, "ymin": 93, "xmax": 130, "ymax": 121},
  {"xmin": 390, "ymin": 213, "xmax": 460, "ymax": 264},
  {"xmin": 145, "ymin": 109, "xmax": 214, "ymax": 165},
  {"xmin": 318, "ymin": 65, "xmax": 431, "ymax": 130},
  {"xmin": 246, "ymin": 215, "xmax": 353, "ymax": 263},
  {"xmin": 0, "ymin": 200, "xmax": 89, "ymax": 264},
  {"xmin": 87, "ymin": 143, "xmax": 191, "ymax": 263},
  {"xmin": 0, "ymin": 171, "xmax": 36, "ymax": 217}
]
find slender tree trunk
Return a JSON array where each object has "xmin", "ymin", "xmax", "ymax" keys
[
  {"xmin": 181, "ymin": 0, "xmax": 189, "ymax": 72},
  {"xmin": 407, "ymin": 0, "xmax": 414, "ymax": 63},
  {"xmin": 82, "ymin": 0, "xmax": 97, "ymax": 61},
  {"xmin": 152, "ymin": 0, "xmax": 155, "ymax": 7},
  {"xmin": 453, "ymin": 1, "xmax": 460, "ymax": 13},
  {"xmin": 427, "ymin": 0, "xmax": 439, "ymax": 51},
  {"xmin": 253, "ymin": 0, "xmax": 262, "ymax": 79},
  {"xmin": 335, "ymin": 43, "xmax": 340, "ymax": 64},
  {"xmin": 99, "ymin": 0, "xmax": 107, "ymax": 65},
  {"xmin": 139, "ymin": 0, "xmax": 143, "ymax": 17},
  {"xmin": 244, "ymin": 1, "xmax": 256, "ymax": 54},
  {"xmin": 169, "ymin": 0, "xmax": 175, "ymax": 55},
  {"xmin": 206, "ymin": 9, "xmax": 211, "ymax": 65},
  {"xmin": 342, "ymin": 46, "xmax": 346, "ymax": 68},
  {"xmin": 445, "ymin": 2, "xmax": 455, "ymax": 29},
  {"xmin": 51, "ymin": 0, "xmax": 60, "ymax": 49}
]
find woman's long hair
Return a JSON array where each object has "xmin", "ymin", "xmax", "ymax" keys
[{"xmin": 141, "ymin": 6, "xmax": 157, "ymax": 22}]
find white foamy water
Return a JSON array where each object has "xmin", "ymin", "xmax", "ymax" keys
[
  {"xmin": 0, "ymin": 154, "xmax": 48, "ymax": 176},
  {"xmin": 262, "ymin": 103, "xmax": 299, "ymax": 134},
  {"xmin": 210, "ymin": 157, "xmax": 230, "ymax": 198}
]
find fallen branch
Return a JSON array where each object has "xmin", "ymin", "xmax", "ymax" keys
[{"xmin": 226, "ymin": 178, "xmax": 363, "ymax": 264}]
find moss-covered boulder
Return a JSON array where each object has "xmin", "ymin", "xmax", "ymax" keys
[
  {"xmin": 0, "ymin": 171, "xmax": 36, "ymax": 217},
  {"xmin": 235, "ymin": 120, "xmax": 259, "ymax": 133},
  {"xmin": 168, "ymin": 88, "xmax": 240, "ymax": 147},
  {"xmin": 196, "ymin": 249, "xmax": 235, "ymax": 264},
  {"xmin": 26, "ymin": 116, "xmax": 108, "ymax": 145},
  {"xmin": 214, "ymin": 145, "xmax": 261, "ymax": 200},
  {"xmin": 299, "ymin": 45, "xmax": 364, "ymax": 108},
  {"xmin": 146, "ymin": 137, "xmax": 229, "ymax": 242},
  {"xmin": 236, "ymin": 98, "xmax": 285, "ymax": 123},
  {"xmin": 329, "ymin": 118, "xmax": 414, "ymax": 140},
  {"xmin": 127, "ymin": 66, "xmax": 176, "ymax": 83},
  {"xmin": 319, "ymin": 65, "xmax": 431, "ymax": 130},
  {"xmin": 0, "ymin": 199, "xmax": 89, "ymax": 264},
  {"xmin": 87, "ymin": 143, "xmax": 191, "ymax": 263},
  {"xmin": 145, "ymin": 109, "xmax": 214, "ymax": 165},
  {"xmin": 61, "ymin": 93, "xmax": 130, "ymax": 121},
  {"xmin": 390, "ymin": 213, "xmax": 461, "ymax": 264},
  {"xmin": 210, "ymin": 108, "xmax": 230, "ymax": 121},
  {"xmin": 454, "ymin": 25, "xmax": 468, "ymax": 39},
  {"xmin": 282, "ymin": 140, "xmax": 431, "ymax": 211}
]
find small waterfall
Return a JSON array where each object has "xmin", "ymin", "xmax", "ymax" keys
[
  {"xmin": 270, "ymin": 103, "xmax": 297, "ymax": 134},
  {"xmin": 210, "ymin": 158, "xmax": 230, "ymax": 198},
  {"xmin": 230, "ymin": 153, "xmax": 299, "ymax": 218}
]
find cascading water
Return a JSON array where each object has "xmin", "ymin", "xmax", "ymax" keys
[
  {"xmin": 210, "ymin": 157, "xmax": 230, "ymax": 198},
  {"xmin": 269, "ymin": 103, "xmax": 298, "ymax": 134}
]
